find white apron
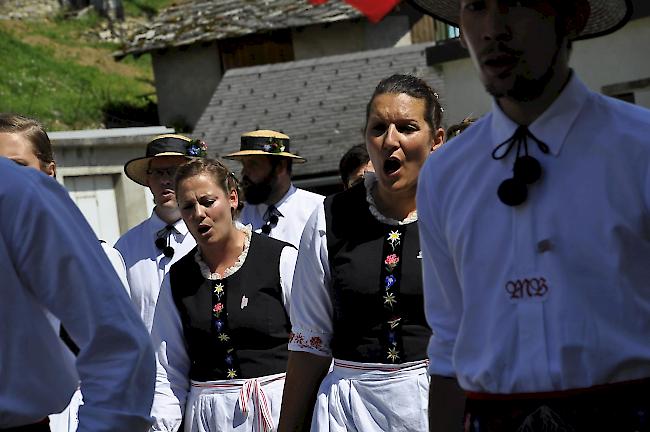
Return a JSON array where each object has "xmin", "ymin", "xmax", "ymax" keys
[
  {"xmin": 311, "ymin": 359, "xmax": 429, "ymax": 432},
  {"xmin": 48, "ymin": 389, "xmax": 82, "ymax": 432},
  {"xmin": 185, "ymin": 372, "xmax": 286, "ymax": 432}
]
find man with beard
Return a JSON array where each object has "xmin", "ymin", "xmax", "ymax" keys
[
  {"xmin": 411, "ymin": 0, "xmax": 650, "ymax": 431},
  {"xmin": 225, "ymin": 129, "xmax": 323, "ymax": 248},
  {"xmin": 115, "ymin": 134, "xmax": 205, "ymax": 331}
]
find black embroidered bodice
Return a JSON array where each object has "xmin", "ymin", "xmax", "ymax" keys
[
  {"xmin": 324, "ymin": 182, "xmax": 430, "ymax": 363},
  {"xmin": 169, "ymin": 233, "xmax": 292, "ymax": 381}
]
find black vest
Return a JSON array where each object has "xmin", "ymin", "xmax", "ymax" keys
[
  {"xmin": 325, "ymin": 183, "xmax": 430, "ymax": 363},
  {"xmin": 170, "ymin": 233, "xmax": 292, "ymax": 381}
]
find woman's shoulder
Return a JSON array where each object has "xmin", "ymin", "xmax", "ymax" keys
[{"xmin": 325, "ymin": 181, "xmax": 368, "ymax": 220}]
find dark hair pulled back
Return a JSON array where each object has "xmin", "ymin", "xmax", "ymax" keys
[
  {"xmin": 365, "ymin": 74, "xmax": 444, "ymax": 132},
  {"xmin": 0, "ymin": 113, "xmax": 54, "ymax": 169}
]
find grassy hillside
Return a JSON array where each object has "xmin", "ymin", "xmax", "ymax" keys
[
  {"xmin": 123, "ymin": 0, "xmax": 172, "ymax": 18},
  {"xmin": 0, "ymin": 1, "xmax": 173, "ymax": 131}
]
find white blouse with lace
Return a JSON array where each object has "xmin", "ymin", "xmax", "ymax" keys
[
  {"xmin": 288, "ymin": 173, "xmax": 417, "ymax": 356},
  {"xmin": 194, "ymin": 222, "xmax": 252, "ymax": 280},
  {"xmin": 364, "ymin": 173, "xmax": 418, "ymax": 225}
]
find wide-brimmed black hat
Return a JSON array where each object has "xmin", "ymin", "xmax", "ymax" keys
[
  {"xmin": 223, "ymin": 130, "xmax": 306, "ymax": 163},
  {"xmin": 124, "ymin": 134, "xmax": 208, "ymax": 186},
  {"xmin": 410, "ymin": 0, "xmax": 633, "ymax": 40}
]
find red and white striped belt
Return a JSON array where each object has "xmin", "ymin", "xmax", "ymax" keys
[{"xmin": 192, "ymin": 374, "xmax": 285, "ymax": 432}]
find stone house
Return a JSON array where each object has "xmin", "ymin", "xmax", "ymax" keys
[
  {"xmin": 50, "ymin": 126, "xmax": 174, "ymax": 244},
  {"xmin": 116, "ymin": 0, "xmax": 458, "ymax": 132},
  {"xmin": 114, "ymin": 0, "xmax": 649, "ymax": 197}
]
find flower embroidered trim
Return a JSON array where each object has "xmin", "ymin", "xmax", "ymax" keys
[
  {"xmin": 289, "ymin": 331, "xmax": 327, "ymax": 353},
  {"xmin": 385, "ymin": 254, "xmax": 399, "ymax": 272},
  {"xmin": 387, "ymin": 346, "xmax": 400, "ymax": 362},
  {"xmin": 383, "ymin": 292, "xmax": 397, "ymax": 308},
  {"xmin": 387, "ymin": 317, "xmax": 401, "ymax": 329},
  {"xmin": 379, "ymin": 225, "xmax": 406, "ymax": 364},
  {"xmin": 214, "ymin": 283, "xmax": 224, "ymax": 297},
  {"xmin": 387, "ymin": 230, "xmax": 401, "ymax": 250},
  {"xmin": 211, "ymin": 278, "xmax": 241, "ymax": 380}
]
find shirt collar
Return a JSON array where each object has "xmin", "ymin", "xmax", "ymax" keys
[
  {"xmin": 490, "ymin": 72, "xmax": 590, "ymax": 157},
  {"xmin": 256, "ymin": 184, "xmax": 296, "ymax": 218},
  {"xmin": 149, "ymin": 209, "xmax": 189, "ymax": 237}
]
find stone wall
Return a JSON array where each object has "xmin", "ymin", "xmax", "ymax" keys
[{"xmin": 0, "ymin": 0, "xmax": 61, "ymax": 20}]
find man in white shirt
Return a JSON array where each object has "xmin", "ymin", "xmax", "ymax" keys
[
  {"xmin": 0, "ymin": 157, "xmax": 154, "ymax": 431},
  {"xmin": 412, "ymin": 0, "xmax": 650, "ymax": 430},
  {"xmin": 115, "ymin": 134, "xmax": 205, "ymax": 331},
  {"xmin": 224, "ymin": 130, "xmax": 324, "ymax": 248}
]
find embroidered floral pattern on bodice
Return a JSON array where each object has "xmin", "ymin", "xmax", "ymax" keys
[{"xmin": 379, "ymin": 226, "xmax": 406, "ymax": 363}]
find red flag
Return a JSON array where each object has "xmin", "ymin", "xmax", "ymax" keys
[{"xmin": 309, "ymin": 0, "xmax": 401, "ymax": 23}]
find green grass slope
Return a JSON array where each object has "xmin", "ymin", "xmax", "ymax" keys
[{"xmin": 0, "ymin": 1, "xmax": 173, "ymax": 131}]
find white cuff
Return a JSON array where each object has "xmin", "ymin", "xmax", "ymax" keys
[{"xmin": 288, "ymin": 328, "xmax": 331, "ymax": 357}]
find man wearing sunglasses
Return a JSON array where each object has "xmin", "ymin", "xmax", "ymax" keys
[
  {"xmin": 116, "ymin": 134, "xmax": 205, "ymax": 332},
  {"xmin": 413, "ymin": 0, "xmax": 650, "ymax": 430}
]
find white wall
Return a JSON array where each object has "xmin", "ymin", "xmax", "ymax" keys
[
  {"xmin": 441, "ymin": 57, "xmax": 492, "ymax": 127},
  {"xmin": 50, "ymin": 127, "xmax": 174, "ymax": 242},
  {"xmin": 66, "ymin": 174, "xmax": 121, "ymax": 245},
  {"xmin": 571, "ymin": 16, "xmax": 650, "ymax": 102},
  {"xmin": 440, "ymin": 16, "xmax": 650, "ymax": 127}
]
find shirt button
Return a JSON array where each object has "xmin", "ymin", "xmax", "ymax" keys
[{"xmin": 537, "ymin": 239, "xmax": 553, "ymax": 253}]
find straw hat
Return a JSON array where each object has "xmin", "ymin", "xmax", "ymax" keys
[
  {"xmin": 410, "ymin": 0, "xmax": 633, "ymax": 40},
  {"xmin": 224, "ymin": 130, "xmax": 306, "ymax": 163},
  {"xmin": 124, "ymin": 134, "xmax": 208, "ymax": 186}
]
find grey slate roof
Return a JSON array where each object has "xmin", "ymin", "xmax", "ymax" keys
[
  {"xmin": 119, "ymin": 0, "xmax": 362, "ymax": 56},
  {"xmin": 193, "ymin": 42, "xmax": 446, "ymax": 178}
]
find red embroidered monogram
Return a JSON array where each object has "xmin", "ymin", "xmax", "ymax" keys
[{"xmin": 505, "ymin": 277, "xmax": 549, "ymax": 300}]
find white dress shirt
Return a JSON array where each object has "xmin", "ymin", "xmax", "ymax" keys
[
  {"xmin": 0, "ymin": 159, "xmax": 154, "ymax": 430},
  {"xmin": 288, "ymin": 174, "xmax": 417, "ymax": 357},
  {"xmin": 101, "ymin": 243, "xmax": 130, "ymax": 294},
  {"xmin": 417, "ymin": 73, "xmax": 650, "ymax": 394},
  {"xmin": 239, "ymin": 184, "xmax": 324, "ymax": 248},
  {"xmin": 150, "ymin": 224, "xmax": 297, "ymax": 431},
  {"xmin": 115, "ymin": 211, "xmax": 196, "ymax": 332}
]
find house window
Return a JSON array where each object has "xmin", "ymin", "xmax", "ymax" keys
[
  {"xmin": 219, "ymin": 30, "xmax": 294, "ymax": 72},
  {"xmin": 411, "ymin": 14, "xmax": 459, "ymax": 44}
]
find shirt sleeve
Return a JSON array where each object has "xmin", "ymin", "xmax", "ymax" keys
[
  {"xmin": 416, "ymin": 162, "xmax": 464, "ymax": 378},
  {"xmin": 150, "ymin": 275, "xmax": 191, "ymax": 432},
  {"xmin": 101, "ymin": 242, "xmax": 131, "ymax": 298},
  {"xmin": 5, "ymin": 171, "xmax": 155, "ymax": 432},
  {"xmin": 279, "ymin": 245, "xmax": 298, "ymax": 313},
  {"xmin": 288, "ymin": 204, "xmax": 333, "ymax": 357}
]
